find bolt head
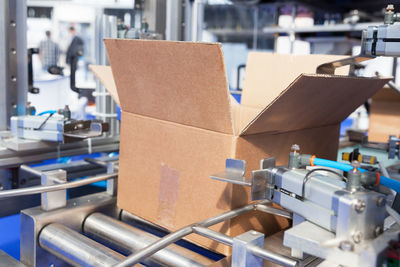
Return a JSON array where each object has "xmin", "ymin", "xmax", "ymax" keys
[
  {"xmin": 352, "ymin": 231, "xmax": 363, "ymax": 243},
  {"xmin": 374, "ymin": 226, "xmax": 383, "ymax": 237},
  {"xmin": 290, "ymin": 144, "xmax": 300, "ymax": 156},
  {"xmin": 339, "ymin": 240, "xmax": 354, "ymax": 251},
  {"xmin": 376, "ymin": 196, "xmax": 386, "ymax": 207},
  {"xmin": 354, "ymin": 200, "xmax": 366, "ymax": 213},
  {"xmin": 250, "ymin": 230, "xmax": 259, "ymax": 235},
  {"xmin": 387, "ymin": 4, "xmax": 395, "ymax": 11}
]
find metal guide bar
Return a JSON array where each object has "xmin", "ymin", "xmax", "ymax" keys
[
  {"xmin": 114, "ymin": 200, "xmax": 298, "ymax": 267},
  {"xmin": 0, "ymin": 172, "xmax": 117, "ymax": 199}
]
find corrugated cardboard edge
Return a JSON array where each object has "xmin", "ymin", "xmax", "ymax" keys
[
  {"xmin": 89, "ymin": 65, "xmax": 120, "ymax": 106},
  {"xmin": 240, "ymin": 52, "xmax": 350, "ymax": 109},
  {"xmin": 104, "ymin": 38, "xmax": 235, "ymax": 135},
  {"xmin": 239, "ymin": 74, "xmax": 392, "ymax": 136}
]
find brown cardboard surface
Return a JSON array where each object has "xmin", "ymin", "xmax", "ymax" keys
[
  {"xmin": 369, "ymin": 87, "xmax": 400, "ymax": 142},
  {"xmin": 240, "ymin": 75, "xmax": 391, "ymax": 135},
  {"xmin": 104, "ymin": 39, "xmax": 233, "ymax": 134},
  {"xmin": 118, "ymin": 111, "xmax": 235, "ymax": 253},
  {"xmin": 241, "ymin": 53, "xmax": 350, "ymax": 109},
  {"xmin": 118, "ymin": 110, "xmax": 339, "ymax": 254},
  {"xmin": 102, "ymin": 39, "xmax": 391, "ymax": 255},
  {"xmin": 89, "ymin": 65, "xmax": 120, "ymax": 106}
]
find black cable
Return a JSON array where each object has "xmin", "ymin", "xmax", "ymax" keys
[
  {"xmin": 301, "ymin": 168, "xmax": 346, "ymax": 200},
  {"xmin": 34, "ymin": 113, "xmax": 54, "ymax": 131}
]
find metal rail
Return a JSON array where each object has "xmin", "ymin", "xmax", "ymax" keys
[
  {"xmin": 19, "ymin": 164, "xmax": 42, "ymax": 177},
  {"xmin": 254, "ymin": 204, "xmax": 292, "ymax": 219},
  {"xmin": 0, "ymin": 172, "xmax": 117, "ymax": 199},
  {"xmin": 114, "ymin": 201, "xmax": 298, "ymax": 267},
  {"xmin": 192, "ymin": 226, "xmax": 297, "ymax": 266}
]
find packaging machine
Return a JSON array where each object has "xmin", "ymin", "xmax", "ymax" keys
[
  {"xmin": 1, "ymin": 2, "xmax": 400, "ymax": 267},
  {"xmin": 0, "ymin": 144, "xmax": 399, "ymax": 266}
]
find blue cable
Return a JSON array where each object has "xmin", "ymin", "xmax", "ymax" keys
[
  {"xmin": 37, "ymin": 110, "xmax": 57, "ymax": 116},
  {"xmin": 312, "ymin": 157, "xmax": 400, "ymax": 193}
]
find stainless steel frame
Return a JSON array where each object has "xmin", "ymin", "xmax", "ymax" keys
[
  {"xmin": 11, "ymin": 165, "xmax": 312, "ymax": 267},
  {"xmin": 94, "ymin": 13, "xmax": 119, "ymax": 137},
  {"xmin": 0, "ymin": 0, "xmax": 28, "ymax": 129}
]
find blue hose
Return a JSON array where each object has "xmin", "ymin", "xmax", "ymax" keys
[
  {"xmin": 312, "ymin": 157, "xmax": 400, "ymax": 193},
  {"xmin": 37, "ymin": 110, "xmax": 57, "ymax": 116},
  {"xmin": 380, "ymin": 176, "xmax": 400, "ymax": 194}
]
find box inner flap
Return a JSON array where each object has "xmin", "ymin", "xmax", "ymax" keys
[
  {"xmin": 240, "ymin": 74, "xmax": 391, "ymax": 136},
  {"xmin": 241, "ymin": 53, "xmax": 350, "ymax": 109},
  {"xmin": 104, "ymin": 39, "xmax": 233, "ymax": 134},
  {"xmin": 89, "ymin": 65, "xmax": 120, "ymax": 106},
  {"xmin": 372, "ymin": 86, "xmax": 400, "ymax": 102}
]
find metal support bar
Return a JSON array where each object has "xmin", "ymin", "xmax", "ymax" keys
[
  {"xmin": 192, "ymin": 226, "xmax": 298, "ymax": 267},
  {"xmin": 192, "ymin": 226, "xmax": 234, "ymax": 246},
  {"xmin": 41, "ymin": 170, "xmax": 67, "ymax": 211},
  {"xmin": 0, "ymin": 172, "xmax": 117, "ymax": 199},
  {"xmin": 115, "ymin": 200, "xmax": 298, "ymax": 267},
  {"xmin": 83, "ymin": 213, "xmax": 214, "ymax": 266},
  {"xmin": 255, "ymin": 204, "xmax": 293, "ymax": 219},
  {"xmin": 39, "ymin": 223, "xmax": 124, "ymax": 267},
  {"xmin": 19, "ymin": 164, "xmax": 42, "ymax": 177}
]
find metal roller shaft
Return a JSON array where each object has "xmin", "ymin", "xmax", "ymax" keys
[
  {"xmin": 39, "ymin": 223, "xmax": 124, "ymax": 267},
  {"xmin": 83, "ymin": 213, "xmax": 214, "ymax": 267}
]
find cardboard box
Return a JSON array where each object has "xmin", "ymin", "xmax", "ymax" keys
[
  {"xmin": 369, "ymin": 87, "xmax": 400, "ymax": 142},
  {"xmin": 91, "ymin": 39, "xmax": 389, "ymax": 255}
]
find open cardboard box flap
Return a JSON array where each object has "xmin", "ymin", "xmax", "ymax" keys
[
  {"xmin": 98, "ymin": 39, "xmax": 390, "ymax": 136},
  {"xmin": 104, "ymin": 39, "xmax": 234, "ymax": 134},
  {"xmin": 89, "ymin": 65, "xmax": 120, "ymax": 106}
]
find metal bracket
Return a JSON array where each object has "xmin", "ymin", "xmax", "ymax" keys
[
  {"xmin": 106, "ymin": 162, "xmax": 118, "ymax": 196},
  {"xmin": 210, "ymin": 159, "xmax": 251, "ymax": 186},
  {"xmin": 211, "ymin": 158, "xmax": 277, "ymax": 200},
  {"xmin": 232, "ymin": 230, "xmax": 265, "ymax": 267},
  {"xmin": 41, "ymin": 169, "xmax": 67, "ymax": 211},
  {"xmin": 316, "ymin": 55, "xmax": 373, "ymax": 75},
  {"xmin": 251, "ymin": 158, "xmax": 276, "ymax": 201}
]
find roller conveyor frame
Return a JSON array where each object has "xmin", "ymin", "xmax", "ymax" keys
[{"xmin": 0, "ymin": 162, "xmax": 315, "ymax": 267}]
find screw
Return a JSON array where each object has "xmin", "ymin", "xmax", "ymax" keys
[
  {"xmin": 387, "ymin": 4, "xmax": 395, "ymax": 12},
  {"xmin": 354, "ymin": 200, "xmax": 366, "ymax": 213},
  {"xmin": 11, "ymin": 76, "xmax": 17, "ymax": 82},
  {"xmin": 291, "ymin": 144, "xmax": 300, "ymax": 155},
  {"xmin": 250, "ymin": 230, "xmax": 259, "ymax": 235},
  {"xmin": 352, "ymin": 231, "xmax": 363, "ymax": 243},
  {"xmin": 10, "ymin": 48, "xmax": 16, "ymax": 55},
  {"xmin": 10, "ymin": 21, "xmax": 16, "ymax": 27},
  {"xmin": 377, "ymin": 196, "xmax": 386, "ymax": 207},
  {"xmin": 374, "ymin": 226, "xmax": 383, "ymax": 237},
  {"xmin": 0, "ymin": 183, "xmax": 3, "ymax": 190},
  {"xmin": 339, "ymin": 240, "xmax": 354, "ymax": 251}
]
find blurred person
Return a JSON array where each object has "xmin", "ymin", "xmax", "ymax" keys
[
  {"xmin": 66, "ymin": 26, "xmax": 84, "ymax": 65},
  {"xmin": 39, "ymin": 30, "xmax": 60, "ymax": 71}
]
